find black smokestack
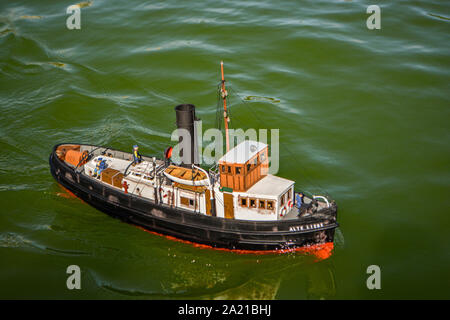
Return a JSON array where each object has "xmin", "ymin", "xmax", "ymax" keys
[{"xmin": 175, "ymin": 104, "xmax": 199, "ymax": 167}]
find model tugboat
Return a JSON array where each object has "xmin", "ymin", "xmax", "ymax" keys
[{"xmin": 49, "ymin": 62, "xmax": 338, "ymax": 253}]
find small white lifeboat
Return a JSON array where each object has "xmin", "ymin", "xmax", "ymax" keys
[{"xmin": 163, "ymin": 165, "xmax": 209, "ymax": 186}]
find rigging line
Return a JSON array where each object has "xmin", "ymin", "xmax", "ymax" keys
[
  {"xmin": 215, "ymin": 195, "xmax": 224, "ymax": 207},
  {"xmin": 215, "ymin": 83, "xmax": 223, "ymax": 131},
  {"xmin": 216, "ymin": 84, "xmax": 252, "ymax": 151},
  {"xmin": 130, "ymin": 160, "xmax": 152, "ymax": 195},
  {"xmin": 226, "ymin": 88, "xmax": 252, "ymax": 129},
  {"xmin": 216, "ymin": 85, "xmax": 241, "ymax": 130},
  {"xmin": 217, "ymin": 83, "xmax": 249, "ymax": 129},
  {"xmin": 228, "ymin": 87, "xmax": 328, "ymax": 194},
  {"xmin": 219, "ymin": 82, "xmax": 328, "ymax": 195}
]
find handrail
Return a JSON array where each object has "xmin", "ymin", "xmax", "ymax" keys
[
  {"xmin": 313, "ymin": 195, "xmax": 330, "ymax": 208},
  {"xmin": 193, "ymin": 164, "xmax": 216, "ymax": 216}
]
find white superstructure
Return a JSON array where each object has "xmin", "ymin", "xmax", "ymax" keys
[{"xmin": 81, "ymin": 140, "xmax": 297, "ymax": 221}]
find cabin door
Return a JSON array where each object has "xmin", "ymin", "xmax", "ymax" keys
[
  {"xmin": 205, "ymin": 190, "xmax": 211, "ymax": 216},
  {"xmin": 223, "ymin": 193, "xmax": 234, "ymax": 219}
]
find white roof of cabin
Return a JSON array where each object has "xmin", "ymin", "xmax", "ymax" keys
[
  {"xmin": 245, "ymin": 174, "xmax": 294, "ymax": 197},
  {"xmin": 218, "ymin": 140, "xmax": 267, "ymax": 164}
]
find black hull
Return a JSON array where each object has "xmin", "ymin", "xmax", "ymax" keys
[{"xmin": 49, "ymin": 144, "xmax": 338, "ymax": 252}]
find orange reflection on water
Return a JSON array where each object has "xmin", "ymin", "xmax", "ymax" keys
[
  {"xmin": 56, "ymin": 184, "xmax": 78, "ymax": 199},
  {"xmin": 136, "ymin": 226, "xmax": 334, "ymax": 260}
]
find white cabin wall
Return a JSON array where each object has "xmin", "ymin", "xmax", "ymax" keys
[
  {"xmin": 277, "ymin": 186, "xmax": 294, "ymax": 219},
  {"xmin": 174, "ymin": 187, "xmax": 179, "ymax": 208},
  {"xmin": 196, "ymin": 192, "xmax": 205, "ymax": 214},
  {"xmin": 176, "ymin": 189, "xmax": 206, "ymax": 213},
  {"xmin": 213, "ymin": 187, "xmax": 225, "ymax": 218},
  {"xmin": 234, "ymin": 206, "xmax": 277, "ymax": 221},
  {"xmin": 160, "ymin": 185, "xmax": 176, "ymax": 206},
  {"xmin": 276, "ymin": 198, "xmax": 281, "ymax": 219},
  {"xmin": 233, "ymin": 192, "xmax": 278, "ymax": 221}
]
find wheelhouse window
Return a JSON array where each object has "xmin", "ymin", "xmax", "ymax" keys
[
  {"xmin": 267, "ymin": 201, "xmax": 274, "ymax": 210},
  {"xmin": 240, "ymin": 197, "xmax": 247, "ymax": 207},
  {"xmin": 227, "ymin": 166, "xmax": 232, "ymax": 174},
  {"xmin": 281, "ymin": 194, "xmax": 285, "ymax": 206},
  {"xmin": 250, "ymin": 198, "xmax": 256, "ymax": 208},
  {"xmin": 221, "ymin": 165, "xmax": 226, "ymax": 173},
  {"xmin": 259, "ymin": 200, "xmax": 266, "ymax": 209},
  {"xmin": 235, "ymin": 166, "xmax": 242, "ymax": 175}
]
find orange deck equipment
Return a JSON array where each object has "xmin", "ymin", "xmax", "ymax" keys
[{"xmin": 65, "ymin": 149, "xmax": 87, "ymax": 167}]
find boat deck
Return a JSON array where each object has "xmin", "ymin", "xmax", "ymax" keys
[
  {"xmin": 282, "ymin": 206, "xmax": 299, "ymax": 220},
  {"xmin": 280, "ymin": 196, "xmax": 329, "ymax": 220}
]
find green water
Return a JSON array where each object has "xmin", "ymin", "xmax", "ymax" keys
[{"xmin": 0, "ymin": 0, "xmax": 449, "ymax": 299}]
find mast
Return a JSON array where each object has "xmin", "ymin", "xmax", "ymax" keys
[{"xmin": 220, "ymin": 61, "xmax": 230, "ymax": 153}]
